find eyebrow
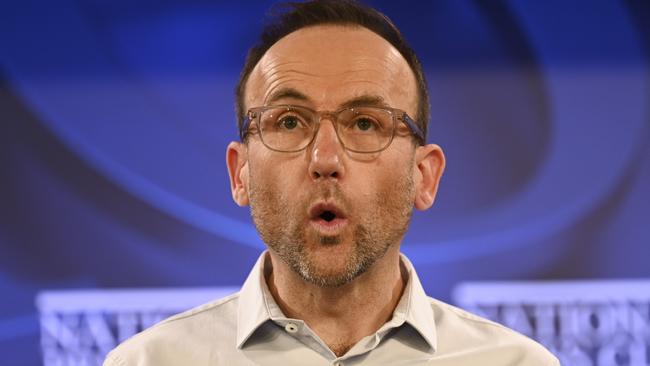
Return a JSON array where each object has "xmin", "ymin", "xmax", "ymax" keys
[
  {"xmin": 267, "ymin": 87, "xmax": 390, "ymax": 110},
  {"xmin": 266, "ymin": 87, "xmax": 310, "ymax": 104},
  {"xmin": 339, "ymin": 95, "xmax": 390, "ymax": 109}
]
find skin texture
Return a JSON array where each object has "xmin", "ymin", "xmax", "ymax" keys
[{"xmin": 227, "ymin": 24, "xmax": 445, "ymax": 357}]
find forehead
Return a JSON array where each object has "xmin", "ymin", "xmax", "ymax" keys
[{"xmin": 245, "ymin": 24, "xmax": 417, "ymax": 113}]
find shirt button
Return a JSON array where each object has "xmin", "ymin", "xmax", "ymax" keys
[
  {"xmin": 334, "ymin": 362, "xmax": 343, "ymax": 366},
  {"xmin": 284, "ymin": 323, "xmax": 299, "ymax": 333}
]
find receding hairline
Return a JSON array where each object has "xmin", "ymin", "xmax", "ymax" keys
[
  {"xmin": 242, "ymin": 23, "xmax": 419, "ymax": 114},
  {"xmin": 235, "ymin": 0, "xmax": 430, "ymax": 143}
]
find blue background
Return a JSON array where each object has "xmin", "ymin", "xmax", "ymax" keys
[{"xmin": 1, "ymin": 0, "xmax": 649, "ymax": 364}]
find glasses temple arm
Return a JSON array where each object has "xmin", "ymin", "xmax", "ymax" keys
[{"xmin": 401, "ymin": 113, "xmax": 426, "ymax": 145}]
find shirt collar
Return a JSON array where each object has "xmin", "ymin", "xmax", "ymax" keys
[
  {"xmin": 236, "ymin": 251, "xmax": 437, "ymax": 352},
  {"xmin": 236, "ymin": 252, "xmax": 273, "ymax": 348},
  {"xmin": 397, "ymin": 253, "xmax": 438, "ymax": 352}
]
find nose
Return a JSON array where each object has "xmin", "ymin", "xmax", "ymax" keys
[{"xmin": 308, "ymin": 119, "xmax": 345, "ymax": 180}]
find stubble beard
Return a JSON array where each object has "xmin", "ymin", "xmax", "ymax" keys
[{"xmin": 248, "ymin": 164, "xmax": 415, "ymax": 288}]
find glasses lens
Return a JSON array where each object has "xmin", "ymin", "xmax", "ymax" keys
[
  {"xmin": 259, "ymin": 106, "xmax": 315, "ymax": 151},
  {"xmin": 338, "ymin": 107, "xmax": 394, "ymax": 152}
]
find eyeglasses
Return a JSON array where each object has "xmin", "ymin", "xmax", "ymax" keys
[{"xmin": 240, "ymin": 105, "xmax": 425, "ymax": 153}]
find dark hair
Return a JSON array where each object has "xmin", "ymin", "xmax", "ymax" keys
[{"xmin": 235, "ymin": 0, "xmax": 430, "ymax": 142}]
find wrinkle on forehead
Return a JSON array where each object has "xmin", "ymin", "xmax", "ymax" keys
[{"xmin": 245, "ymin": 25, "xmax": 417, "ymax": 114}]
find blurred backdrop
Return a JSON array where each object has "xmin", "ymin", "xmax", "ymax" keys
[{"xmin": 1, "ymin": 0, "xmax": 649, "ymax": 364}]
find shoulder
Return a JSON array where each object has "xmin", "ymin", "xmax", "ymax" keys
[
  {"xmin": 103, "ymin": 292, "xmax": 240, "ymax": 366},
  {"xmin": 428, "ymin": 297, "xmax": 560, "ymax": 365}
]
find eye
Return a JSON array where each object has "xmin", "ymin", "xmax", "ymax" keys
[
  {"xmin": 275, "ymin": 112, "xmax": 308, "ymax": 131},
  {"xmin": 278, "ymin": 115, "xmax": 301, "ymax": 130},
  {"xmin": 354, "ymin": 117, "xmax": 377, "ymax": 131}
]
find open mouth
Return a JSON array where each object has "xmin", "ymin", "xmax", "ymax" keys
[
  {"xmin": 309, "ymin": 203, "xmax": 347, "ymax": 231},
  {"xmin": 319, "ymin": 210, "xmax": 337, "ymax": 222}
]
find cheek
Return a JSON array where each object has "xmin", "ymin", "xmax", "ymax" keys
[
  {"xmin": 348, "ymin": 160, "xmax": 403, "ymax": 201},
  {"xmin": 249, "ymin": 149, "xmax": 306, "ymax": 198},
  {"xmin": 371, "ymin": 155, "xmax": 415, "ymax": 198}
]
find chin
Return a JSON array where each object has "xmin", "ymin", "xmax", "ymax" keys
[
  {"xmin": 297, "ymin": 251, "xmax": 366, "ymax": 288},
  {"xmin": 299, "ymin": 268, "xmax": 360, "ymax": 288}
]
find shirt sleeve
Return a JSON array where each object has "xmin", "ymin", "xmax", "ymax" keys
[
  {"xmin": 103, "ymin": 352, "xmax": 127, "ymax": 366},
  {"xmin": 549, "ymin": 355, "xmax": 562, "ymax": 366}
]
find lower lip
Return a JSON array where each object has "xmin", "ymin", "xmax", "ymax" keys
[{"xmin": 310, "ymin": 217, "xmax": 348, "ymax": 234}]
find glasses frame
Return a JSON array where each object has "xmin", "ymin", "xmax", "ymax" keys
[{"xmin": 240, "ymin": 104, "xmax": 425, "ymax": 153}]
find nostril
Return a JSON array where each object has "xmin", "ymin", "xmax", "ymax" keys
[{"xmin": 312, "ymin": 171, "xmax": 337, "ymax": 180}]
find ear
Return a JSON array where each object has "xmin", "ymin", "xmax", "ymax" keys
[
  {"xmin": 226, "ymin": 141, "xmax": 250, "ymax": 206},
  {"xmin": 412, "ymin": 144, "xmax": 445, "ymax": 211}
]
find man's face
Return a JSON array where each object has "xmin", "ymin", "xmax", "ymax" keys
[{"xmin": 231, "ymin": 25, "xmax": 439, "ymax": 287}]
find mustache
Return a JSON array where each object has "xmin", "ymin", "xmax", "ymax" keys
[{"xmin": 303, "ymin": 182, "xmax": 351, "ymax": 212}]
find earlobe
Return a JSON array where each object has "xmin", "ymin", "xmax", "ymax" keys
[
  {"xmin": 226, "ymin": 142, "xmax": 250, "ymax": 207},
  {"xmin": 413, "ymin": 144, "xmax": 445, "ymax": 211}
]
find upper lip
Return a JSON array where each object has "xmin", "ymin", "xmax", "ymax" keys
[{"xmin": 308, "ymin": 202, "xmax": 347, "ymax": 220}]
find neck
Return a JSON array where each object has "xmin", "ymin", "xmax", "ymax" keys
[{"xmin": 265, "ymin": 245, "xmax": 407, "ymax": 357}]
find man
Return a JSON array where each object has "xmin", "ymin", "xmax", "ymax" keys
[{"xmin": 105, "ymin": 1, "xmax": 559, "ymax": 365}]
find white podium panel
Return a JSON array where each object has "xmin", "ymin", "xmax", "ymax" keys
[
  {"xmin": 36, "ymin": 287, "xmax": 238, "ymax": 366},
  {"xmin": 453, "ymin": 280, "xmax": 650, "ymax": 366}
]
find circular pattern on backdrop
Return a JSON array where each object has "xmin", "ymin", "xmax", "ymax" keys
[{"xmin": 0, "ymin": 5, "xmax": 648, "ymax": 359}]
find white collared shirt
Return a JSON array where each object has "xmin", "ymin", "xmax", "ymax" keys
[{"xmin": 104, "ymin": 252, "xmax": 559, "ymax": 365}]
